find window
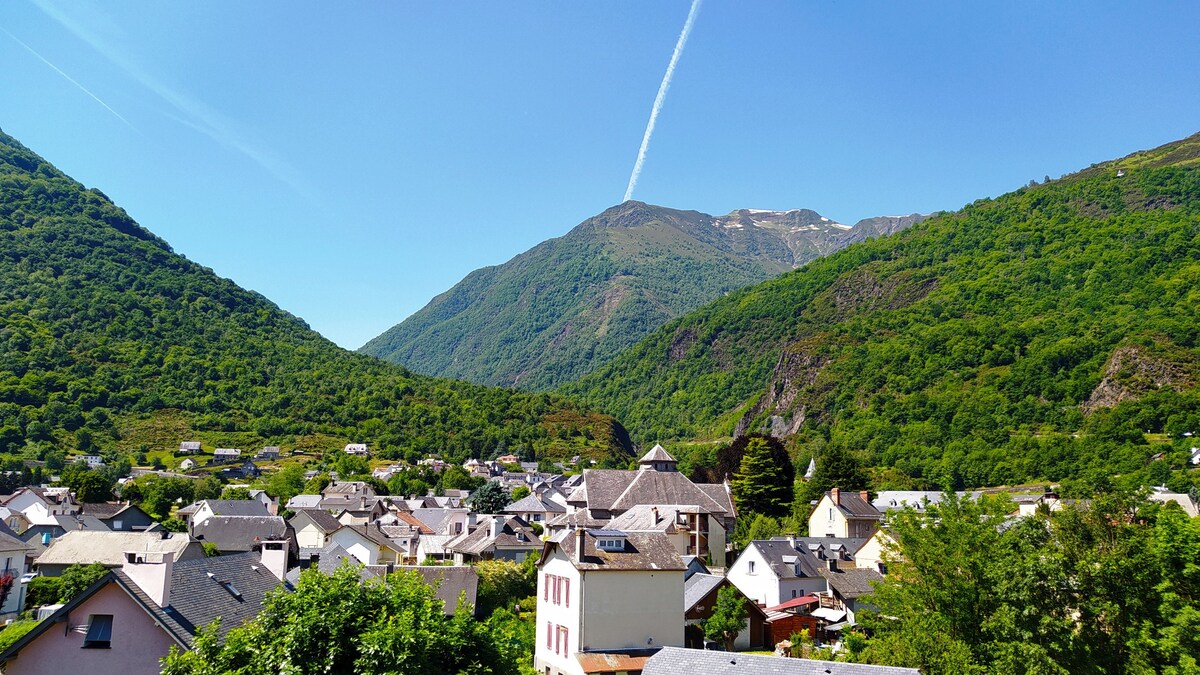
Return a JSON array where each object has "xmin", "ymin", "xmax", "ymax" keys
[
  {"xmin": 112, "ymin": 520, "xmax": 123, "ymax": 530},
  {"xmin": 791, "ymin": 589, "xmax": 797, "ymax": 599},
  {"xmin": 748, "ymin": 560, "xmax": 755, "ymax": 575},
  {"xmin": 82, "ymin": 614, "xmax": 113, "ymax": 649}
]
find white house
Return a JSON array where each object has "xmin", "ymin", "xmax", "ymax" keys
[
  {"xmin": 343, "ymin": 443, "xmax": 369, "ymax": 456},
  {"xmin": 535, "ymin": 528, "xmax": 685, "ymax": 675}
]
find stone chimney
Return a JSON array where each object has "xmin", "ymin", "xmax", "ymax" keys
[
  {"xmin": 259, "ymin": 539, "xmax": 289, "ymax": 581},
  {"xmin": 122, "ymin": 550, "xmax": 174, "ymax": 607},
  {"xmin": 831, "ymin": 487, "xmax": 841, "ymax": 505},
  {"xmin": 574, "ymin": 528, "xmax": 586, "ymax": 565}
]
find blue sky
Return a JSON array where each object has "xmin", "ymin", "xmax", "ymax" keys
[{"xmin": 2, "ymin": 1, "xmax": 1198, "ymax": 350}]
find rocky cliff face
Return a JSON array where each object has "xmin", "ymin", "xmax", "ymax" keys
[{"xmin": 1083, "ymin": 341, "xmax": 1196, "ymax": 414}]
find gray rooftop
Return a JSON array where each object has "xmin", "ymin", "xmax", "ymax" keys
[
  {"xmin": 683, "ymin": 573, "xmax": 725, "ymax": 613},
  {"xmin": 163, "ymin": 551, "xmax": 290, "ymax": 644},
  {"xmin": 643, "ymin": 647, "xmax": 920, "ymax": 674},
  {"xmin": 192, "ymin": 515, "xmax": 289, "ymax": 553}
]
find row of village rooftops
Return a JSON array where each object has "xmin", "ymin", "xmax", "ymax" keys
[{"xmin": 1, "ymin": 443, "xmax": 1197, "ymax": 674}]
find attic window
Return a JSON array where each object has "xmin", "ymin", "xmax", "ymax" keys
[
  {"xmin": 82, "ymin": 614, "xmax": 113, "ymax": 649},
  {"xmin": 597, "ymin": 539, "xmax": 624, "ymax": 551}
]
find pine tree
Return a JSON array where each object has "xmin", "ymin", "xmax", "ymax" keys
[{"xmin": 731, "ymin": 437, "xmax": 792, "ymax": 518}]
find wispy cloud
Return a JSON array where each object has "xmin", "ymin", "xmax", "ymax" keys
[
  {"xmin": 31, "ymin": 0, "xmax": 308, "ymax": 196},
  {"xmin": 623, "ymin": 0, "xmax": 702, "ymax": 203},
  {"xmin": 0, "ymin": 24, "xmax": 134, "ymax": 130}
]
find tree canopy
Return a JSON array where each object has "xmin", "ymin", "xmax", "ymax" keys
[{"xmin": 161, "ymin": 563, "xmax": 527, "ymax": 675}]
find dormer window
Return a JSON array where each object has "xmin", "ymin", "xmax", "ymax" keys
[{"xmin": 589, "ymin": 529, "xmax": 628, "ymax": 551}]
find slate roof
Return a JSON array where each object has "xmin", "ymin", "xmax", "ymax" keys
[
  {"xmin": 817, "ymin": 566, "xmax": 883, "ymax": 600},
  {"xmin": 745, "ymin": 537, "xmax": 867, "ymax": 580},
  {"xmin": 285, "ymin": 494, "xmax": 323, "ymax": 510},
  {"xmin": 643, "ymin": 647, "xmax": 921, "ymax": 674},
  {"xmin": 336, "ymin": 524, "xmax": 410, "ymax": 552},
  {"xmin": 0, "ymin": 522, "xmax": 32, "ymax": 555},
  {"xmin": 546, "ymin": 511, "xmax": 609, "ymax": 530},
  {"xmin": 871, "ymin": 491, "xmax": 947, "ymax": 512},
  {"xmin": 826, "ymin": 491, "xmax": 884, "ymax": 520},
  {"xmin": 684, "ymin": 572, "xmax": 725, "ymax": 612},
  {"xmin": 79, "ymin": 502, "xmax": 128, "ymax": 519},
  {"xmin": 606, "ymin": 504, "xmax": 684, "ymax": 533},
  {"xmin": 697, "ymin": 484, "xmax": 735, "ymax": 516},
  {"xmin": 290, "ymin": 508, "xmax": 342, "ymax": 533},
  {"xmin": 410, "ymin": 507, "xmax": 467, "ymax": 534},
  {"xmin": 580, "ymin": 469, "xmax": 730, "ymax": 515},
  {"xmin": 390, "ymin": 511, "xmax": 435, "ymax": 534},
  {"xmin": 504, "ymin": 493, "xmax": 567, "ymax": 515},
  {"xmin": 192, "ymin": 516, "xmax": 288, "ymax": 552},
  {"xmin": 197, "ymin": 500, "xmax": 271, "ymax": 518},
  {"xmin": 284, "ymin": 546, "xmax": 478, "ymax": 614},
  {"xmin": 639, "ymin": 444, "xmax": 676, "ymax": 463},
  {"xmin": 542, "ymin": 529, "xmax": 685, "ymax": 572},
  {"xmin": 162, "ymin": 551, "xmax": 290, "ymax": 644},
  {"xmin": 35, "ymin": 530, "xmax": 197, "ymax": 568},
  {"xmin": 446, "ymin": 516, "xmax": 538, "ymax": 556},
  {"xmin": 52, "ymin": 514, "xmax": 110, "ymax": 532}
]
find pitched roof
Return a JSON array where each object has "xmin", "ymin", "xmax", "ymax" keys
[
  {"xmin": 606, "ymin": 504, "xmax": 684, "ymax": 533},
  {"xmin": 52, "ymin": 514, "xmax": 110, "ymax": 532},
  {"xmin": 34, "ymin": 530, "xmax": 196, "ymax": 568},
  {"xmin": 197, "ymin": 500, "xmax": 271, "ymax": 518},
  {"xmin": 192, "ymin": 516, "xmax": 288, "ymax": 552},
  {"xmin": 542, "ymin": 529, "xmax": 685, "ymax": 572},
  {"xmin": 504, "ymin": 494, "xmax": 566, "ymax": 514},
  {"xmin": 285, "ymin": 494, "xmax": 323, "ymax": 509},
  {"xmin": 79, "ymin": 502, "xmax": 129, "ymax": 519},
  {"xmin": 0, "ymin": 522, "xmax": 32, "ymax": 555},
  {"xmin": 684, "ymin": 573, "xmax": 725, "ymax": 612},
  {"xmin": 744, "ymin": 537, "xmax": 867, "ymax": 580},
  {"xmin": 290, "ymin": 508, "xmax": 342, "ymax": 533},
  {"xmin": 817, "ymin": 566, "xmax": 883, "ymax": 599},
  {"xmin": 390, "ymin": 511, "xmax": 435, "ymax": 534},
  {"xmin": 335, "ymin": 524, "xmax": 410, "ymax": 552},
  {"xmin": 580, "ymin": 469, "xmax": 729, "ymax": 515},
  {"xmin": 825, "ymin": 491, "xmax": 883, "ymax": 520},
  {"xmin": 445, "ymin": 516, "xmax": 538, "ymax": 556},
  {"xmin": 643, "ymin": 647, "xmax": 921, "ymax": 674},
  {"xmin": 639, "ymin": 444, "xmax": 676, "ymax": 464},
  {"xmin": 163, "ymin": 552, "xmax": 289, "ymax": 644},
  {"xmin": 410, "ymin": 507, "xmax": 467, "ymax": 534}
]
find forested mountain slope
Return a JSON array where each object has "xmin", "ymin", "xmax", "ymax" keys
[
  {"xmin": 360, "ymin": 201, "xmax": 924, "ymax": 390},
  {"xmin": 564, "ymin": 133, "xmax": 1200, "ymax": 489},
  {"xmin": 0, "ymin": 129, "xmax": 631, "ymax": 464}
]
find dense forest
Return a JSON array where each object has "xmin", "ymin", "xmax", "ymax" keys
[
  {"xmin": 567, "ymin": 133, "xmax": 1200, "ymax": 493},
  {"xmin": 0, "ymin": 129, "xmax": 632, "ymax": 466}
]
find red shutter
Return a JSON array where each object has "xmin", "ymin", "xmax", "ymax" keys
[
  {"xmin": 543, "ymin": 574, "xmax": 549, "ymax": 601},
  {"xmin": 565, "ymin": 578, "xmax": 569, "ymax": 608},
  {"xmin": 546, "ymin": 621, "xmax": 552, "ymax": 649},
  {"xmin": 564, "ymin": 626, "xmax": 570, "ymax": 655}
]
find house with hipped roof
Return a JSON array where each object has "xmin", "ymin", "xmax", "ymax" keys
[
  {"xmin": 445, "ymin": 515, "xmax": 539, "ymax": 564},
  {"xmin": 536, "ymin": 528, "xmax": 686, "ymax": 675},
  {"xmin": 547, "ymin": 445, "xmax": 734, "ymax": 563},
  {"xmin": 0, "ymin": 544, "xmax": 290, "ymax": 675}
]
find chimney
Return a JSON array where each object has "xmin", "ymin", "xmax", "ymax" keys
[
  {"xmin": 859, "ymin": 490, "xmax": 870, "ymax": 504},
  {"xmin": 651, "ymin": 507, "xmax": 659, "ymax": 525},
  {"xmin": 574, "ymin": 528, "xmax": 585, "ymax": 564},
  {"xmin": 259, "ymin": 539, "xmax": 289, "ymax": 581},
  {"xmin": 122, "ymin": 550, "xmax": 174, "ymax": 607},
  {"xmin": 787, "ymin": 535, "xmax": 796, "ymax": 549},
  {"xmin": 490, "ymin": 517, "xmax": 503, "ymax": 539},
  {"xmin": 827, "ymin": 558, "xmax": 838, "ymax": 572},
  {"xmin": 831, "ymin": 487, "xmax": 841, "ymax": 505}
]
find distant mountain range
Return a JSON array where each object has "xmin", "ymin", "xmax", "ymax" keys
[
  {"xmin": 360, "ymin": 201, "xmax": 926, "ymax": 390},
  {"xmin": 0, "ymin": 129, "xmax": 632, "ymax": 464},
  {"xmin": 562, "ymin": 132, "xmax": 1200, "ymax": 489}
]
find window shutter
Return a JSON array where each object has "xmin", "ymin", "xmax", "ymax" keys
[
  {"xmin": 564, "ymin": 578, "xmax": 569, "ymax": 607},
  {"xmin": 544, "ymin": 575, "xmax": 549, "ymax": 601}
]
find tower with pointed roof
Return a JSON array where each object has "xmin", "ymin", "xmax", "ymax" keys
[{"xmin": 638, "ymin": 444, "xmax": 678, "ymax": 472}]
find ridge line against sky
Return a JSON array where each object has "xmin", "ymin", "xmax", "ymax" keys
[{"xmin": 1, "ymin": 2, "xmax": 1198, "ymax": 350}]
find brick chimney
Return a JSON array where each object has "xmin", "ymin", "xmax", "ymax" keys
[
  {"xmin": 830, "ymin": 487, "xmax": 841, "ymax": 505},
  {"xmin": 259, "ymin": 538, "xmax": 289, "ymax": 581},
  {"xmin": 122, "ymin": 550, "xmax": 174, "ymax": 607},
  {"xmin": 859, "ymin": 490, "xmax": 870, "ymax": 504}
]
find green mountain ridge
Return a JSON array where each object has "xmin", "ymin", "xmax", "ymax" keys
[
  {"xmin": 360, "ymin": 200, "xmax": 925, "ymax": 390},
  {"xmin": 0, "ymin": 129, "xmax": 632, "ymax": 465},
  {"xmin": 563, "ymin": 132, "xmax": 1200, "ymax": 490}
]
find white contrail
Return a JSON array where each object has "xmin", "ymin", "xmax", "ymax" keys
[
  {"xmin": 0, "ymin": 25, "xmax": 134, "ymax": 129},
  {"xmin": 623, "ymin": 0, "xmax": 702, "ymax": 203}
]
